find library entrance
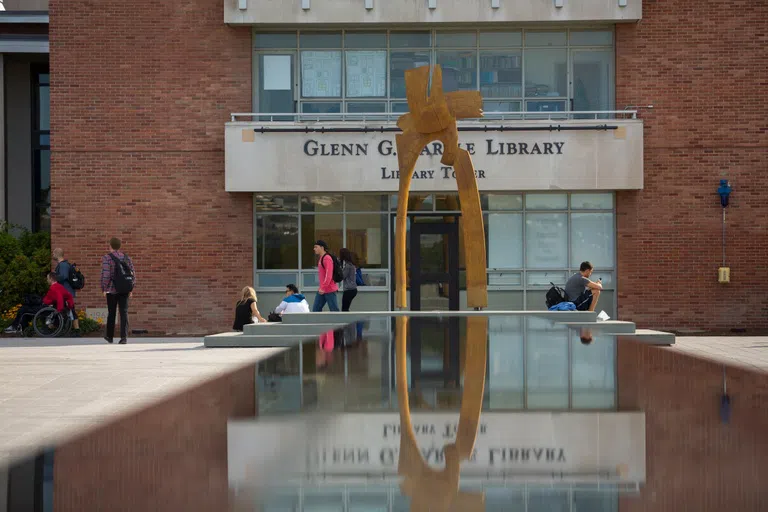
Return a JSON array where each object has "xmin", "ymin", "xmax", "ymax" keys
[{"xmin": 392, "ymin": 215, "xmax": 461, "ymax": 312}]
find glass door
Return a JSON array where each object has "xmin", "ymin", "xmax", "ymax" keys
[
  {"xmin": 256, "ymin": 52, "xmax": 296, "ymax": 120},
  {"xmin": 570, "ymin": 49, "xmax": 615, "ymax": 119}
]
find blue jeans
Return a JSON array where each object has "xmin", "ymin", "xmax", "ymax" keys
[{"xmin": 313, "ymin": 292, "xmax": 339, "ymax": 312}]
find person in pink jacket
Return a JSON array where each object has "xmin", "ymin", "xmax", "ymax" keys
[{"xmin": 312, "ymin": 240, "xmax": 339, "ymax": 312}]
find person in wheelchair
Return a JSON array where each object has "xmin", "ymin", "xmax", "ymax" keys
[{"xmin": 4, "ymin": 272, "xmax": 74, "ymax": 334}]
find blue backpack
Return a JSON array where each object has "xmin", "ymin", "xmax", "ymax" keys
[{"xmin": 355, "ymin": 267, "xmax": 365, "ymax": 286}]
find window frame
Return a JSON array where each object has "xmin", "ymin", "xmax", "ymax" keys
[{"xmin": 251, "ymin": 27, "xmax": 615, "ymax": 117}]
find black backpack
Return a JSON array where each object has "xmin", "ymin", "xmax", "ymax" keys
[
  {"xmin": 321, "ymin": 253, "xmax": 344, "ymax": 284},
  {"xmin": 545, "ymin": 282, "xmax": 567, "ymax": 308},
  {"xmin": 110, "ymin": 253, "xmax": 135, "ymax": 294},
  {"xmin": 68, "ymin": 262, "xmax": 85, "ymax": 290}
]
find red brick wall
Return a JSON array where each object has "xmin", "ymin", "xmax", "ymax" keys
[
  {"xmin": 49, "ymin": 0, "xmax": 253, "ymax": 334},
  {"xmin": 618, "ymin": 340, "xmax": 768, "ymax": 511},
  {"xmin": 615, "ymin": 1, "xmax": 768, "ymax": 330},
  {"xmin": 53, "ymin": 364, "xmax": 256, "ymax": 512}
]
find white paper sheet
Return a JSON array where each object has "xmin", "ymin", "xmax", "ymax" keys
[{"xmin": 263, "ymin": 55, "xmax": 292, "ymax": 91}]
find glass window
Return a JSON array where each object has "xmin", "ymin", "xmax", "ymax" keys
[
  {"xmin": 257, "ymin": 272, "xmax": 299, "ymax": 288},
  {"xmin": 344, "ymin": 32, "xmax": 386, "ymax": 48},
  {"xmin": 345, "ymin": 50, "xmax": 387, "ymax": 97},
  {"xmin": 487, "ymin": 213, "xmax": 523, "ymax": 269},
  {"xmin": 390, "ymin": 32, "xmax": 431, "ymax": 48},
  {"xmin": 345, "ymin": 194, "xmax": 388, "ymax": 211},
  {"xmin": 482, "ymin": 101, "xmax": 521, "ymax": 118},
  {"xmin": 301, "ymin": 215, "xmax": 343, "ymax": 268},
  {"xmin": 390, "ymin": 51, "xmax": 431, "ymax": 97},
  {"xmin": 479, "ymin": 31, "xmax": 522, "ymax": 47},
  {"xmin": 570, "ymin": 30, "xmax": 613, "ymax": 46},
  {"xmin": 434, "ymin": 194, "xmax": 460, "ymax": 211},
  {"xmin": 488, "ymin": 316, "xmax": 524, "ymax": 409},
  {"xmin": 436, "ymin": 51, "xmax": 477, "ymax": 92},
  {"xmin": 301, "ymin": 102, "xmax": 341, "ymax": 118},
  {"xmin": 301, "ymin": 195, "xmax": 343, "ymax": 212},
  {"xmin": 525, "ymin": 213, "xmax": 568, "ymax": 269},
  {"xmin": 38, "ymin": 85, "xmax": 50, "ymax": 131},
  {"xmin": 527, "ymin": 271, "xmax": 567, "ymax": 287},
  {"xmin": 526, "ymin": 318, "xmax": 569, "ymax": 408},
  {"xmin": 480, "ymin": 51, "xmax": 522, "ymax": 98},
  {"xmin": 571, "ymin": 193, "xmax": 613, "ymax": 209},
  {"xmin": 528, "ymin": 488, "xmax": 570, "ymax": 509},
  {"xmin": 258, "ymin": 54, "xmax": 295, "ymax": 116},
  {"xmin": 300, "ymin": 32, "xmax": 342, "ymax": 48},
  {"xmin": 525, "ymin": 31, "xmax": 567, "ymax": 46},
  {"xmin": 346, "ymin": 214, "xmax": 389, "ymax": 269},
  {"xmin": 525, "ymin": 48, "xmax": 567, "ymax": 97},
  {"xmin": 346, "ymin": 102, "xmax": 387, "ymax": 118},
  {"xmin": 390, "ymin": 193, "xmax": 433, "ymax": 211},
  {"xmin": 482, "ymin": 193, "xmax": 523, "ymax": 210},
  {"xmin": 254, "ymin": 32, "xmax": 297, "ymax": 49},
  {"xmin": 256, "ymin": 215, "xmax": 299, "ymax": 269},
  {"xmin": 254, "ymin": 194, "xmax": 299, "ymax": 212},
  {"xmin": 525, "ymin": 100, "xmax": 566, "ymax": 114},
  {"xmin": 391, "ymin": 102, "xmax": 410, "ymax": 113},
  {"xmin": 571, "ymin": 213, "xmax": 615, "ymax": 268},
  {"xmin": 435, "ymin": 32, "xmax": 477, "ymax": 48},
  {"xmin": 526, "ymin": 193, "xmax": 567, "ymax": 209},
  {"xmin": 301, "ymin": 51, "xmax": 342, "ymax": 97},
  {"xmin": 571, "ymin": 333, "xmax": 615, "ymax": 408}
]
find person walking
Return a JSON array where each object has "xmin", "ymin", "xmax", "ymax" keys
[
  {"xmin": 312, "ymin": 240, "xmax": 339, "ymax": 312},
  {"xmin": 100, "ymin": 237, "xmax": 135, "ymax": 344},
  {"xmin": 339, "ymin": 248, "xmax": 358, "ymax": 312},
  {"xmin": 52, "ymin": 248, "xmax": 81, "ymax": 336}
]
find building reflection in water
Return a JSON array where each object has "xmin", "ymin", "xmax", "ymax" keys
[{"xmin": 229, "ymin": 315, "xmax": 640, "ymax": 511}]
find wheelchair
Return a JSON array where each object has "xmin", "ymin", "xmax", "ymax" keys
[{"xmin": 31, "ymin": 306, "xmax": 74, "ymax": 337}]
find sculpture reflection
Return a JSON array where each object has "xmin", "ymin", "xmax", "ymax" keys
[{"xmin": 395, "ymin": 315, "xmax": 488, "ymax": 511}]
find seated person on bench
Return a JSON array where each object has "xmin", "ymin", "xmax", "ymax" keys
[
  {"xmin": 565, "ymin": 261, "xmax": 603, "ymax": 312},
  {"xmin": 4, "ymin": 272, "xmax": 74, "ymax": 333}
]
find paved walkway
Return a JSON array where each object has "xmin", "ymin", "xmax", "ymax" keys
[
  {"xmin": 0, "ymin": 337, "xmax": 281, "ymax": 467},
  {"xmin": 669, "ymin": 336, "xmax": 768, "ymax": 374}
]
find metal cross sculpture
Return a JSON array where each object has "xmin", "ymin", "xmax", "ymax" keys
[
  {"xmin": 394, "ymin": 64, "xmax": 488, "ymax": 310},
  {"xmin": 393, "ymin": 65, "xmax": 490, "ymax": 510}
]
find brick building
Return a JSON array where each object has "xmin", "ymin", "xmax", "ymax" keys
[{"xmin": 27, "ymin": 0, "xmax": 767, "ymax": 335}]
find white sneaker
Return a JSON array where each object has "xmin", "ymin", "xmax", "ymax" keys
[{"xmin": 3, "ymin": 326, "xmax": 19, "ymax": 334}]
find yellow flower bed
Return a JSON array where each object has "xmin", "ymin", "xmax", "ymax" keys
[{"xmin": 1, "ymin": 304, "xmax": 22, "ymax": 321}]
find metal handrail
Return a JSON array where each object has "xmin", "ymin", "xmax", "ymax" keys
[{"xmin": 230, "ymin": 110, "xmax": 638, "ymax": 123}]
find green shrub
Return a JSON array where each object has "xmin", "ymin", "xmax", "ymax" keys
[{"xmin": 0, "ymin": 222, "xmax": 51, "ymax": 314}]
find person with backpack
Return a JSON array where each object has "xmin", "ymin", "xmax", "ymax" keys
[
  {"xmin": 100, "ymin": 237, "xmax": 136, "ymax": 344},
  {"xmin": 565, "ymin": 261, "xmax": 603, "ymax": 312},
  {"xmin": 339, "ymin": 248, "xmax": 359, "ymax": 312},
  {"xmin": 53, "ymin": 248, "xmax": 83, "ymax": 336},
  {"xmin": 312, "ymin": 240, "xmax": 340, "ymax": 312}
]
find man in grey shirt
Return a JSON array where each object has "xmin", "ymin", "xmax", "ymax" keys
[{"xmin": 565, "ymin": 261, "xmax": 603, "ymax": 312}]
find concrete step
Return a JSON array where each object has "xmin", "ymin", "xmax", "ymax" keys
[
  {"xmin": 280, "ymin": 310, "xmax": 598, "ymax": 325},
  {"xmin": 562, "ymin": 320, "xmax": 637, "ymax": 334},
  {"xmin": 242, "ymin": 322, "xmax": 348, "ymax": 336},
  {"xmin": 204, "ymin": 331, "xmax": 318, "ymax": 348},
  {"xmin": 619, "ymin": 329, "xmax": 676, "ymax": 346}
]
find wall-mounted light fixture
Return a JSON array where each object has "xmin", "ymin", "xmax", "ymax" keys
[
  {"xmin": 619, "ymin": 0, "xmax": 628, "ymax": 6},
  {"xmin": 238, "ymin": 0, "xmax": 247, "ymax": 10},
  {"xmin": 718, "ymin": 179, "xmax": 733, "ymax": 284},
  {"xmin": 554, "ymin": 0, "xmax": 564, "ymax": 7},
  {"xmin": 491, "ymin": 0, "xmax": 500, "ymax": 8},
  {"xmin": 302, "ymin": 0, "xmax": 310, "ymax": 10},
  {"xmin": 428, "ymin": 0, "xmax": 437, "ymax": 9},
  {"xmin": 365, "ymin": 0, "xmax": 373, "ymax": 9}
]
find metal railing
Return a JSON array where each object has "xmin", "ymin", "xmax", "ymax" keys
[{"xmin": 230, "ymin": 110, "xmax": 639, "ymax": 123}]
